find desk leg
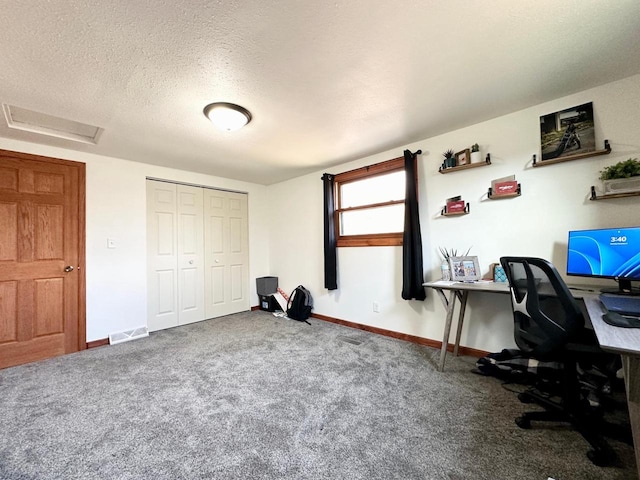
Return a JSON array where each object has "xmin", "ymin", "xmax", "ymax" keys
[
  {"xmin": 622, "ymin": 355, "xmax": 640, "ymax": 477},
  {"xmin": 453, "ymin": 291, "xmax": 468, "ymax": 357},
  {"xmin": 438, "ymin": 290, "xmax": 458, "ymax": 372}
]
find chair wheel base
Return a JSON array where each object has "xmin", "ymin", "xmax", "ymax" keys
[
  {"xmin": 587, "ymin": 448, "xmax": 615, "ymax": 467},
  {"xmin": 518, "ymin": 392, "xmax": 534, "ymax": 404},
  {"xmin": 515, "ymin": 416, "xmax": 531, "ymax": 429}
]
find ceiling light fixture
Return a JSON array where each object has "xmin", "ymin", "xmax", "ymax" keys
[{"xmin": 203, "ymin": 102, "xmax": 252, "ymax": 132}]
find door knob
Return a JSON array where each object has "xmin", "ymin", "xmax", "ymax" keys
[{"xmin": 64, "ymin": 265, "xmax": 74, "ymax": 272}]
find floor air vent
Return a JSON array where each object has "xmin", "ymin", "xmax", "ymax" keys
[
  {"xmin": 337, "ymin": 335, "xmax": 363, "ymax": 346},
  {"xmin": 109, "ymin": 326, "xmax": 149, "ymax": 345}
]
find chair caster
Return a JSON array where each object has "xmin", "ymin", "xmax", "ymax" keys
[
  {"xmin": 515, "ymin": 416, "xmax": 531, "ymax": 429},
  {"xmin": 587, "ymin": 448, "xmax": 614, "ymax": 467},
  {"xmin": 518, "ymin": 392, "xmax": 534, "ymax": 404}
]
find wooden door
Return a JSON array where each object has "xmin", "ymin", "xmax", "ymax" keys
[
  {"xmin": 0, "ymin": 149, "xmax": 85, "ymax": 369},
  {"xmin": 204, "ymin": 190, "xmax": 249, "ymax": 318}
]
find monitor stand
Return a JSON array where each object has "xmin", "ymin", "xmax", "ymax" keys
[{"xmin": 600, "ymin": 279, "xmax": 640, "ymax": 296}]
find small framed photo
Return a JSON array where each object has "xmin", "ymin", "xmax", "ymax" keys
[
  {"xmin": 449, "ymin": 256, "xmax": 481, "ymax": 282},
  {"xmin": 455, "ymin": 149, "xmax": 470, "ymax": 166}
]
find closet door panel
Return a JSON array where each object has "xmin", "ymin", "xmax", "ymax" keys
[
  {"xmin": 210, "ymin": 265, "xmax": 225, "ymax": 305},
  {"xmin": 176, "ymin": 185, "xmax": 205, "ymax": 325},
  {"xmin": 227, "ymin": 192, "xmax": 249, "ymax": 308},
  {"xmin": 147, "ymin": 181, "xmax": 179, "ymax": 331},
  {"xmin": 148, "ymin": 181, "xmax": 249, "ymax": 331},
  {"xmin": 204, "ymin": 190, "xmax": 249, "ymax": 318}
]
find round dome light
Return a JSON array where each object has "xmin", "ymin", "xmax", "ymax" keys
[{"xmin": 203, "ymin": 102, "xmax": 252, "ymax": 131}]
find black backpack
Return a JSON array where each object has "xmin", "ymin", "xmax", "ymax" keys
[{"xmin": 287, "ymin": 285, "xmax": 313, "ymax": 324}]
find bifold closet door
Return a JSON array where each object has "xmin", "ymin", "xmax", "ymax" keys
[
  {"xmin": 147, "ymin": 181, "xmax": 205, "ymax": 332},
  {"xmin": 175, "ymin": 184, "xmax": 205, "ymax": 325},
  {"xmin": 204, "ymin": 189, "xmax": 250, "ymax": 318}
]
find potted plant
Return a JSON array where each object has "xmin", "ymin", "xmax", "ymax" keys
[
  {"xmin": 470, "ymin": 143, "xmax": 482, "ymax": 163},
  {"xmin": 442, "ymin": 149, "xmax": 455, "ymax": 168},
  {"xmin": 599, "ymin": 158, "xmax": 640, "ymax": 194}
]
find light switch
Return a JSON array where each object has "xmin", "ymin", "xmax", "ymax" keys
[{"xmin": 107, "ymin": 238, "xmax": 116, "ymax": 249}]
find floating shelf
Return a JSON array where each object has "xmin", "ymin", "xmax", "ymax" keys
[
  {"xmin": 488, "ymin": 183, "xmax": 522, "ymax": 199},
  {"xmin": 590, "ymin": 186, "xmax": 640, "ymax": 201},
  {"xmin": 439, "ymin": 154, "xmax": 491, "ymax": 174},
  {"xmin": 532, "ymin": 140, "xmax": 611, "ymax": 167},
  {"xmin": 441, "ymin": 211, "xmax": 469, "ymax": 217}
]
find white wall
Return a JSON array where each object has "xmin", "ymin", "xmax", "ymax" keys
[
  {"xmin": 268, "ymin": 74, "xmax": 640, "ymax": 353},
  {"xmin": 0, "ymin": 138, "xmax": 271, "ymax": 342},
  {"xmin": 2, "ymin": 73, "xmax": 639, "ymax": 350}
]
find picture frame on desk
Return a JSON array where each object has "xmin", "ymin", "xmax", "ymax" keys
[{"xmin": 449, "ymin": 256, "xmax": 481, "ymax": 282}]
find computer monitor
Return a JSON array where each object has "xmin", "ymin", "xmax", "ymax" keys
[{"xmin": 567, "ymin": 226, "xmax": 640, "ymax": 295}]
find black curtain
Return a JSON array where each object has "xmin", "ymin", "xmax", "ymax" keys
[
  {"xmin": 322, "ymin": 173, "xmax": 338, "ymax": 290},
  {"xmin": 401, "ymin": 149, "xmax": 426, "ymax": 300}
]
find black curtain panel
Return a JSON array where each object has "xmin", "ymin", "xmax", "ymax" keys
[
  {"xmin": 402, "ymin": 149, "xmax": 426, "ymax": 300},
  {"xmin": 322, "ymin": 173, "xmax": 338, "ymax": 290}
]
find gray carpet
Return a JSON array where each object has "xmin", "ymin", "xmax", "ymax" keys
[{"xmin": 0, "ymin": 311, "xmax": 636, "ymax": 479}]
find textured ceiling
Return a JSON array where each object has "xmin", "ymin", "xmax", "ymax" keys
[{"xmin": 1, "ymin": 1, "xmax": 640, "ymax": 185}]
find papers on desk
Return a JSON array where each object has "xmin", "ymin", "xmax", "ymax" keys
[
  {"xmin": 430, "ymin": 280, "xmax": 458, "ymax": 286},
  {"xmin": 431, "ymin": 280, "xmax": 494, "ymax": 285}
]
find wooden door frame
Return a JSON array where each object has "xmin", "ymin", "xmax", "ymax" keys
[{"xmin": 1, "ymin": 148, "xmax": 86, "ymax": 351}]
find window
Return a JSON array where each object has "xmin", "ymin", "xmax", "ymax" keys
[{"xmin": 334, "ymin": 156, "xmax": 415, "ymax": 247}]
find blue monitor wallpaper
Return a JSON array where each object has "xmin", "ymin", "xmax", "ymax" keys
[{"xmin": 567, "ymin": 227, "xmax": 640, "ymax": 279}]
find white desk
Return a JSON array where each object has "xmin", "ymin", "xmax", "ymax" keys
[
  {"xmin": 583, "ymin": 294, "xmax": 640, "ymax": 473},
  {"xmin": 424, "ymin": 280, "xmax": 640, "ymax": 475},
  {"xmin": 423, "ymin": 280, "xmax": 510, "ymax": 372}
]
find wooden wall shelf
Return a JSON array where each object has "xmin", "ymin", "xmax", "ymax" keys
[
  {"xmin": 441, "ymin": 211, "xmax": 469, "ymax": 217},
  {"xmin": 590, "ymin": 186, "xmax": 640, "ymax": 201},
  {"xmin": 439, "ymin": 154, "xmax": 491, "ymax": 174},
  {"xmin": 532, "ymin": 140, "xmax": 611, "ymax": 167}
]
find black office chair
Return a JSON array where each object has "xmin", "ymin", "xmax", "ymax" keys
[{"xmin": 499, "ymin": 256, "xmax": 617, "ymax": 466}]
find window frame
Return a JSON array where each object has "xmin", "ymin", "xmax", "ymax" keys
[{"xmin": 334, "ymin": 156, "xmax": 417, "ymax": 247}]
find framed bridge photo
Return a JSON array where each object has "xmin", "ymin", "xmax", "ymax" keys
[{"xmin": 449, "ymin": 256, "xmax": 481, "ymax": 282}]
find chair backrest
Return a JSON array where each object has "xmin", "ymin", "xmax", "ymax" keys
[{"xmin": 499, "ymin": 257, "xmax": 584, "ymax": 359}]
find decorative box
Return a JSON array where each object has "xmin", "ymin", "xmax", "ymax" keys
[
  {"xmin": 493, "ymin": 180, "xmax": 518, "ymax": 196},
  {"xmin": 446, "ymin": 200, "xmax": 466, "ymax": 213},
  {"xmin": 494, "ymin": 266, "xmax": 507, "ymax": 283},
  {"xmin": 602, "ymin": 176, "xmax": 640, "ymax": 195}
]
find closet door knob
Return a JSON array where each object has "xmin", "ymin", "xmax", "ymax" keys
[{"xmin": 64, "ymin": 265, "xmax": 74, "ymax": 272}]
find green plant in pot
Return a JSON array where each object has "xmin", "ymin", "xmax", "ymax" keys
[
  {"xmin": 599, "ymin": 158, "xmax": 640, "ymax": 195},
  {"xmin": 470, "ymin": 143, "xmax": 481, "ymax": 163},
  {"xmin": 442, "ymin": 149, "xmax": 455, "ymax": 168},
  {"xmin": 599, "ymin": 158, "xmax": 640, "ymax": 180}
]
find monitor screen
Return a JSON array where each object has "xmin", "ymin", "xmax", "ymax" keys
[{"xmin": 567, "ymin": 227, "xmax": 640, "ymax": 288}]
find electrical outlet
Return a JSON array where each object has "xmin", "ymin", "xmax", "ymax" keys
[
  {"xmin": 373, "ymin": 301, "xmax": 380, "ymax": 313},
  {"xmin": 107, "ymin": 238, "xmax": 116, "ymax": 249}
]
